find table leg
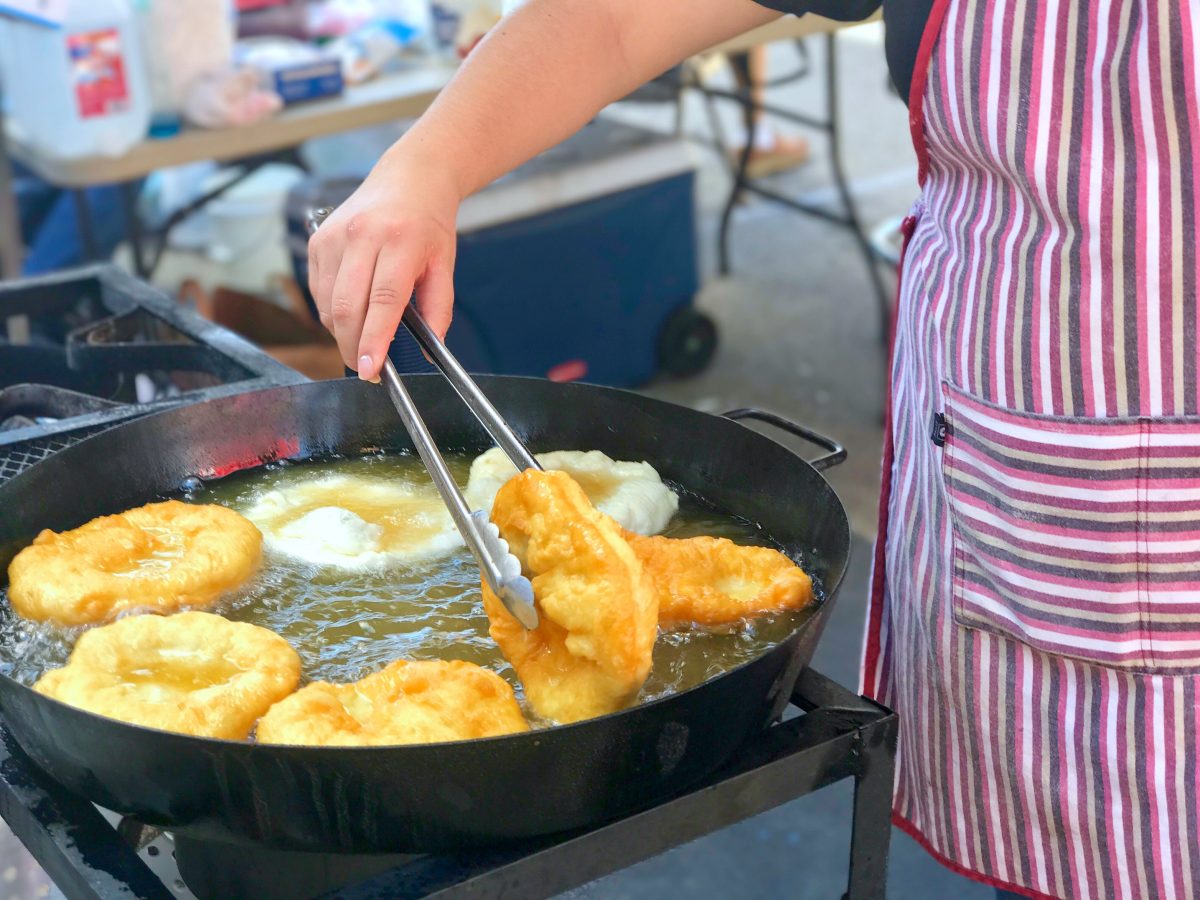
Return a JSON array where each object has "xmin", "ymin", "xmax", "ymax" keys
[
  {"xmin": 0, "ymin": 111, "xmax": 23, "ymax": 280},
  {"xmin": 0, "ymin": 97, "xmax": 31, "ymax": 341},
  {"xmin": 71, "ymin": 190, "xmax": 100, "ymax": 262},
  {"xmin": 695, "ymin": 35, "xmax": 895, "ymax": 348},
  {"xmin": 118, "ymin": 181, "xmax": 149, "ymax": 279},
  {"xmin": 717, "ymin": 50, "xmax": 756, "ymax": 276},
  {"xmin": 824, "ymin": 33, "xmax": 892, "ymax": 345},
  {"xmin": 843, "ymin": 715, "xmax": 897, "ymax": 900}
]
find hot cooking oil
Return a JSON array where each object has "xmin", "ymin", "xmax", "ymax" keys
[{"xmin": 0, "ymin": 452, "xmax": 818, "ymax": 719}]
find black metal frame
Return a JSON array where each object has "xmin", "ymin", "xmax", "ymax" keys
[
  {"xmin": 0, "ymin": 265, "xmax": 308, "ymax": 489},
  {"xmin": 688, "ymin": 35, "xmax": 892, "ymax": 345},
  {"xmin": 0, "ymin": 668, "xmax": 896, "ymax": 900},
  {"xmin": 0, "ymin": 264, "xmax": 305, "ymax": 455}
]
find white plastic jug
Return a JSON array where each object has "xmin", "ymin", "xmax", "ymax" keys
[{"xmin": 1, "ymin": 0, "xmax": 150, "ymax": 160}]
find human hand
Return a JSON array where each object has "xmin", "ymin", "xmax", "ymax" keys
[{"xmin": 307, "ymin": 150, "xmax": 460, "ymax": 381}]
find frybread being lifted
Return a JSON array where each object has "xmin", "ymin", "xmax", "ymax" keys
[{"xmin": 481, "ymin": 469, "xmax": 658, "ymax": 724}]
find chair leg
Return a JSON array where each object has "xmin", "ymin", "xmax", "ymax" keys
[{"xmin": 715, "ymin": 51, "xmax": 756, "ymax": 277}]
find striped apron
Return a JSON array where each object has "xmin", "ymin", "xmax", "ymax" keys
[{"xmin": 862, "ymin": 1, "xmax": 1200, "ymax": 897}]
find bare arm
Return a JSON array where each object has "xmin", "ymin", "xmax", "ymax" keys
[{"xmin": 308, "ymin": 0, "xmax": 780, "ymax": 379}]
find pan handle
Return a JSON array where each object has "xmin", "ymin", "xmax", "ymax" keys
[{"xmin": 721, "ymin": 408, "xmax": 847, "ymax": 471}]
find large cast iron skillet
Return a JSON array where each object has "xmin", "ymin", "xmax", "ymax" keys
[{"xmin": 0, "ymin": 377, "xmax": 850, "ymax": 853}]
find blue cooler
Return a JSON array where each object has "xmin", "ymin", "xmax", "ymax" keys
[{"xmin": 287, "ymin": 118, "xmax": 713, "ymax": 386}]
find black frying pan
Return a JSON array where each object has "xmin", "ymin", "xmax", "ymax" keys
[{"xmin": 0, "ymin": 377, "xmax": 851, "ymax": 853}]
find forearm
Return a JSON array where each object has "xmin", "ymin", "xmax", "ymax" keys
[
  {"xmin": 391, "ymin": 0, "xmax": 781, "ymax": 198},
  {"xmin": 309, "ymin": 0, "xmax": 781, "ymax": 373}
]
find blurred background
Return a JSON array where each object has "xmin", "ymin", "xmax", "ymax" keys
[{"xmin": 0, "ymin": 2, "xmax": 984, "ymax": 897}]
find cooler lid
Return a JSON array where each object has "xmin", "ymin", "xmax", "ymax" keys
[{"xmin": 457, "ymin": 116, "xmax": 695, "ymax": 233}]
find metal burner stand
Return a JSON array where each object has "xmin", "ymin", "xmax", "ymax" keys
[
  {"xmin": 0, "ymin": 668, "xmax": 896, "ymax": 900},
  {"xmin": 0, "ymin": 264, "xmax": 307, "ymax": 483}
]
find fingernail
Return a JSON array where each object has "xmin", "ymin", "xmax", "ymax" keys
[{"xmin": 357, "ymin": 355, "xmax": 373, "ymax": 380}]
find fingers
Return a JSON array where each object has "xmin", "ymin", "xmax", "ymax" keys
[
  {"xmin": 356, "ymin": 247, "xmax": 422, "ymax": 381},
  {"xmin": 413, "ymin": 257, "xmax": 455, "ymax": 341},
  {"xmin": 308, "ymin": 203, "xmax": 456, "ymax": 382},
  {"xmin": 308, "ymin": 236, "xmax": 335, "ymax": 333},
  {"xmin": 328, "ymin": 243, "xmax": 380, "ymax": 371}
]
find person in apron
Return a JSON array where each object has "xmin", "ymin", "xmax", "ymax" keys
[{"xmin": 307, "ymin": 1, "xmax": 1197, "ymax": 896}]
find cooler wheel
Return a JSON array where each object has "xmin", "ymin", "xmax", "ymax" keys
[{"xmin": 658, "ymin": 307, "xmax": 717, "ymax": 377}]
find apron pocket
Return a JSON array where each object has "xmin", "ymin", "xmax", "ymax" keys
[{"xmin": 942, "ymin": 381, "xmax": 1200, "ymax": 674}]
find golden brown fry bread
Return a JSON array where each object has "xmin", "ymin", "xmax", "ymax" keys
[
  {"xmin": 624, "ymin": 533, "xmax": 814, "ymax": 629},
  {"xmin": 34, "ymin": 612, "xmax": 300, "ymax": 740},
  {"xmin": 8, "ymin": 500, "xmax": 262, "ymax": 626},
  {"xmin": 255, "ymin": 659, "xmax": 528, "ymax": 745},
  {"xmin": 482, "ymin": 470, "xmax": 658, "ymax": 724}
]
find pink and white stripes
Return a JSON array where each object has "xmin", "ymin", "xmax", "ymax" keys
[
  {"xmin": 944, "ymin": 381, "xmax": 1200, "ymax": 673},
  {"xmin": 863, "ymin": 0, "xmax": 1200, "ymax": 896}
]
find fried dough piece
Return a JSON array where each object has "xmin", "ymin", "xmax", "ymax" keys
[
  {"xmin": 465, "ymin": 448, "xmax": 679, "ymax": 536},
  {"xmin": 624, "ymin": 533, "xmax": 814, "ymax": 629},
  {"xmin": 242, "ymin": 473, "xmax": 460, "ymax": 569},
  {"xmin": 255, "ymin": 659, "xmax": 528, "ymax": 746},
  {"xmin": 8, "ymin": 501, "xmax": 262, "ymax": 626},
  {"xmin": 34, "ymin": 612, "xmax": 300, "ymax": 740},
  {"xmin": 482, "ymin": 470, "xmax": 658, "ymax": 724}
]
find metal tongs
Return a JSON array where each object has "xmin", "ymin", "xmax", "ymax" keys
[{"xmin": 308, "ymin": 208, "xmax": 542, "ymax": 629}]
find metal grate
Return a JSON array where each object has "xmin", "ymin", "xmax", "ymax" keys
[
  {"xmin": 0, "ymin": 425, "xmax": 115, "ymax": 484},
  {"xmin": 0, "ymin": 264, "xmax": 308, "ymax": 487},
  {"xmin": 0, "ymin": 264, "xmax": 307, "ymax": 454}
]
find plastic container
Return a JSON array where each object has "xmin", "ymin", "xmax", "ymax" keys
[
  {"xmin": 0, "ymin": 0, "xmax": 150, "ymax": 159},
  {"xmin": 132, "ymin": 0, "xmax": 235, "ymax": 125},
  {"xmin": 205, "ymin": 163, "xmax": 306, "ymax": 293}
]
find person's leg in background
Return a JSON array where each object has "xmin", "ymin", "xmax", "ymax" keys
[
  {"xmin": 14, "ymin": 162, "xmax": 141, "ymax": 276},
  {"xmin": 729, "ymin": 46, "xmax": 810, "ymax": 177}
]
